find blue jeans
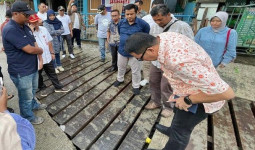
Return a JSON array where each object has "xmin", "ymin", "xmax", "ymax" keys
[
  {"xmin": 98, "ymin": 38, "xmax": 106, "ymax": 59},
  {"xmin": 53, "ymin": 53, "xmax": 61, "ymax": 68},
  {"xmin": 10, "ymin": 72, "xmax": 40, "ymax": 121}
]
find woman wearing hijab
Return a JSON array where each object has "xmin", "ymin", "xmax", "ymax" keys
[
  {"xmin": 195, "ymin": 11, "xmax": 238, "ymax": 68},
  {"xmin": 43, "ymin": 9, "xmax": 64, "ymax": 73}
]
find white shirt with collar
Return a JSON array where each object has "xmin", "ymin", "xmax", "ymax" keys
[{"xmin": 33, "ymin": 26, "xmax": 53, "ymax": 64}]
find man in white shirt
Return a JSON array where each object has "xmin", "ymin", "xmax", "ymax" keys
[
  {"xmin": 28, "ymin": 14, "xmax": 70, "ymax": 95},
  {"xmin": 37, "ymin": 2, "xmax": 47, "ymax": 24},
  {"xmin": 67, "ymin": 0, "xmax": 86, "ymax": 50},
  {"xmin": 57, "ymin": 6, "xmax": 75, "ymax": 59}
]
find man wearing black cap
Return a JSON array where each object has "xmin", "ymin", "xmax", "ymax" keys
[
  {"xmin": 57, "ymin": 6, "xmax": 75, "ymax": 59},
  {"xmin": 67, "ymin": 0, "xmax": 86, "ymax": 50},
  {"xmin": 95, "ymin": 4, "xmax": 111, "ymax": 62},
  {"xmin": 2, "ymin": 1, "xmax": 47, "ymax": 125}
]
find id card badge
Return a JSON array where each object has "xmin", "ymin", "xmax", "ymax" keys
[{"xmin": 174, "ymin": 95, "xmax": 198, "ymax": 114}]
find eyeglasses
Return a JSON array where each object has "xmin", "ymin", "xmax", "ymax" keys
[
  {"xmin": 137, "ymin": 48, "xmax": 148, "ymax": 61},
  {"xmin": 20, "ymin": 12, "xmax": 30, "ymax": 18}
]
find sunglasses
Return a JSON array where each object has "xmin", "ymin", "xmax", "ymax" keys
[{"xmin": 19, "ymin": 12, "xmax": 30, "ymax": 18}]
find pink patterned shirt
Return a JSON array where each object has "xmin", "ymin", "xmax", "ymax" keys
[{"xmin": 158, "ymin": 32, "xmax": 229, "ymax": 113}]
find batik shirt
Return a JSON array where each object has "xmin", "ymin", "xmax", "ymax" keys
[{"xmin": 158, "ymin": 32, "xmax": 229, "ymax": 113}]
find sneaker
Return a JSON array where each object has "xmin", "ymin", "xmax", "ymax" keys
[
  {"xmin": 62, "ymin": 54, "xmax": 66, "ymax": 58},
  {"xmin": 113, "ymin": 80, "xmax": 124, "ymax": 87},
  {"xmin": 100, "ymin": 59, "xmax": 105, "ymax": 62},
  {"xmin": 58, "ymin": 66, "xmax": 64, "ymax": 72},
  {"xmin": 31, "ymin": 116, "xmax": 44, "ymax": 125},
  {"xmin": 140, "ymin": 79, "xmax": 148, "ymax": 86},
  {"xmin": 55, "ymin": 87, "xmax": 70, "ymax": 93},
  {"xmin": 161, "ymin": 108, "xmax": 173, "ymax": 118},
  {"xmin": 34, "ymin": 104, "xmax": 47, "ymax": 111},
  {"xmin": 133, "ymin": 88, "xmax": 140, "ymax": 95},
  {"xmin": 145, "ymin": 101, "xmax": 161, "ymax": 110},
  {"xmin": 55, "ymin": 68, "xmax": 60, "ymax": 74},
  {"xmin": 70, "ymin": 54, "xmax": 75, "ymax": 59}
]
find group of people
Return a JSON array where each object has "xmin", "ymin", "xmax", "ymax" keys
[
  {"xmin": 95, "ymin": 0, "xmax": 236, "ymax": 149},
  {"xmin": 0, "ymin": 0, "xmax": 237, "ymax": 149}
]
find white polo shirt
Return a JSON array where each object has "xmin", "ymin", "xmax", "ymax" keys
[
  {"xmin": 57, "ymin": 14, "xmax": 71, "ymax": 35},
  {"xmin": 33, "ymin": 26, "xmax": 53, "ymax": 64}
]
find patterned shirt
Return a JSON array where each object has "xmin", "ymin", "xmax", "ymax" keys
[
  {"xmin": 158, "ymin": 32, "xmax": 229, "ymax": 113},
  {"xmin": 107, "ymin": 20, "xmax": 120, "ymax": 46},
  {"xmin": 150, "ymin": 16, "xmax": 194, "ymax": 68}
]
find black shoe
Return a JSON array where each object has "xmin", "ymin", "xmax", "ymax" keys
[
  {"xmin": 79, "ymin": 46, "xmax": 82, "ymax": 50},
  {"xmin": 7, "ymin": 107, "xmax": 14, "ymax": 113},
  {"xmin": 100, "ymin": 59, "xmax": 105, "ymax": 62},
  {"xmin": 133, "ymin": 88, "xmax": 140, "ymax": 95},
  {"xmin": 108, "ymin": 67, "xmax": 117, "ymax": 72},
  {"xmin": 155, "ymin": 124, "xmax": 169, "ymax": 136},
  {"xmin": 113, "ymin": 80, "xmax": 124, "ymax": 87}
]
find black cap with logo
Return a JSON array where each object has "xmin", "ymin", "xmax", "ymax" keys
[{"xmin": 11, "ymin": 1, "xmax": 35, "ymax": 15}]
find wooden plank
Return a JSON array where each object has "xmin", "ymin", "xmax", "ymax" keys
[
  {"xmin": 213, "ymin": 103, "xmax": 238, "ymax": 150},
  {"xmin": 118, "ymin": 109, "xmax": 161, "ymax": 150},
  {"xmin": 72, "ymin": 84, "xmax": 134, "ymax": 149},
  {"xmin": 43, "ymin": 55, "xmax": 96, "ymax": 82},
  {"xmin": 186, "ymin": 119, "xmax": 207, "ymax": 150},
  {"xmin": 148, "ymin": 111, "xmax": 174, "ymax": 149},
  {"xmin": 53, "ymin": 71, "xmax": 131, "ymax": 125},
  {"xmin": 90, "ymin": 86, "xmax": 151, "ymax": 150},
  {"xmin": 41, "ymin": 51, "xmax": 83, "ymax": 76},
  {"xmin": 40, "ymin": 62, "xmax": 111, "ymax": 105},
  {"xmin": 232, "ymin": 98, "xmax": 255, "ymax": 150},
  {"xmin": 42, "ymin": 53, "xmax": 86, "ymax": 79},
  {"xmin": 37, "ymin": 59, "xmax": 109, "ymax": 100},
  {"xmin": 62, "ymin": 72, "xmax": 132, "ymax": 137},
  {"xmin": 149, "ymin": 109, "xmax": 207, "ymax": 150},
  {"xmin": 47, "ymin": 70, "xmax": 117, "ymax": 116}
]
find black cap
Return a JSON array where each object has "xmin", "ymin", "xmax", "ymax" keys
[
  {"xmin": 97, "ymin": 5, "xmax": 105, "ymax": 13},
  {"xmin": 58, "ymin": 6, "xmax": 65, "ymax": 11},
  {"xmin": 11, "ymin": 1, "xmax": 35, "ymax": 15}
]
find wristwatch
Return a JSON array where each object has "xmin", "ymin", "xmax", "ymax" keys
[{"xmin": 184, "ymin": 96, "xmax": 193, "ymax": 105}]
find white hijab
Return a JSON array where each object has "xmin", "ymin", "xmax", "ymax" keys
[{"xmin": 211, "ymin": 11, "xmax": 228, "ymax": 32}]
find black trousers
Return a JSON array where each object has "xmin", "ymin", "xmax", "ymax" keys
[
  {"xmin": 38, "ymin": 61, "xmax": 63, "ymax": 90},
  {"xmin": 62, "ymin": 34, "xmax": 73, "ymax": 55},
  {"xmin": 163, "ymin": 104, "xmax": 208, "ymax": 150},
  {"xmin": 109, "ymin": 45, "xmax": 118, "ymax": 69},
  {"xmin": 72, "ymin": 28, "xmax": 81, "ymax": 47}
]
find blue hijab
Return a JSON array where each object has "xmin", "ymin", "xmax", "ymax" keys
[{"xmin": 46, "ymin": 9, "xmax": 62, "ymax": 30}]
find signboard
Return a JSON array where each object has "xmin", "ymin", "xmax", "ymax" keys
[{"xmin": 105, "ymin": 0, "xmax": 135, "ymax": 7}]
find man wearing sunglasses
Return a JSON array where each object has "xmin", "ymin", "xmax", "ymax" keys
[{"xmin": 2, "ymin": 1, "xmax": 47, "ymax": 125}]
